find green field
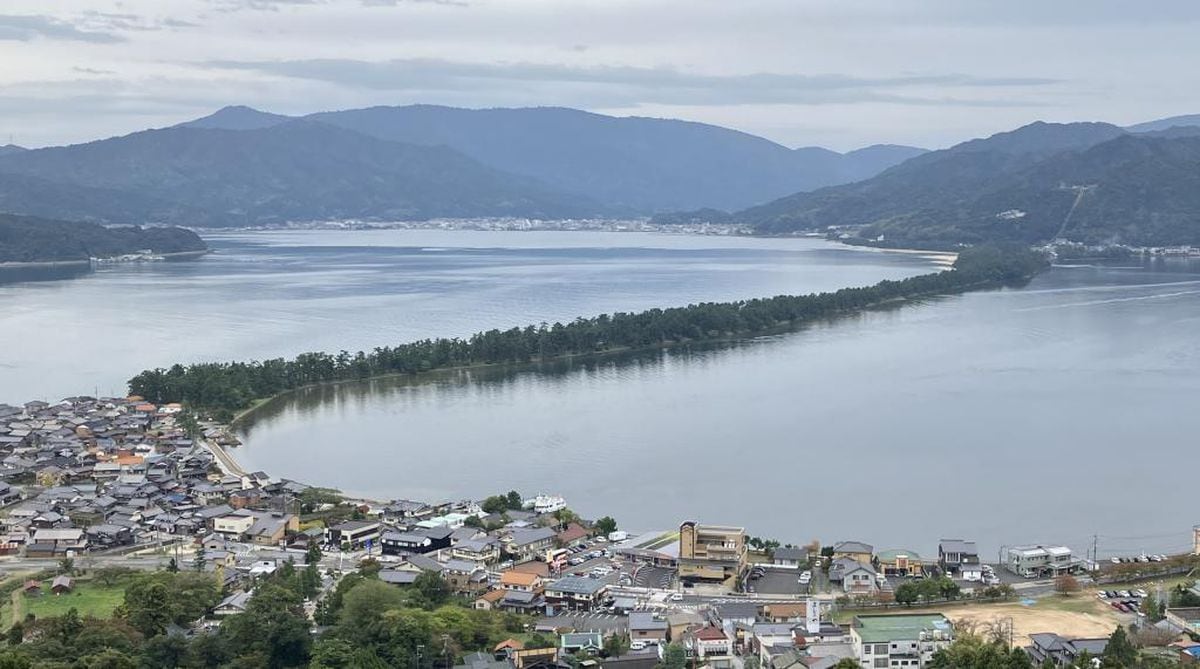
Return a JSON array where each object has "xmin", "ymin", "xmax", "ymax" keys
[{"xmin": 22, "ymin": 581, "xmax": 126, "ymax": 620}]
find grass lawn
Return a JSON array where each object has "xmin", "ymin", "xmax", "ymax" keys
[{"xmin": 23, "ymin": 581, "xmax": 126, "ymax": 620}]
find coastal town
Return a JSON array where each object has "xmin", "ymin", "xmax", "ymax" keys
[{"xmin": 1, "ymin": 395, "xmax": 1198, "ymax": 667}]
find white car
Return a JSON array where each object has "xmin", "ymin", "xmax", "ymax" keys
[
  {"xmin": 629, "ymin": 641, "xmax": 647, "ymax": 651},
  {"xmin": 1135, "ymin": 589, "xmax": 1149, "ymax": 598},
  {"xmin": 669, "ymin": 593, "xmax": 684, "ymax": 602},
  {"xmin": 800, "ymin": 570, "xmax": 812, "ymax": 579}
]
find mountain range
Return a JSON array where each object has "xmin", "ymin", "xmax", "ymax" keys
[
  {"xmin": 706, "ymin": 118, "xmax": 1200, "ymax": 247},
  {"xmin": 2, "ymin": 104, "xmax": 1200, "ymax": 245},
  {"xmin": 0, "ymin": 105, "xmax": 925, "ymax": 228}
]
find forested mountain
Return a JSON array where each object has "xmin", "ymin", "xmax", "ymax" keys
[
  {"xmin": 302, "ymin": 105, "xmax": 926, "ymax": 211},
  {"xmin": 0, "ymin": 120, "xmax": 606, "ymax": 226},
  {"xmin": 0, "ymin": 213, "xmax": 206, "ymax": 263},
  {"xmin": 179, "ymin": 104, "xmax": 293, "ymax": 130},
  {"xmin": 0, "ymin": 145, "xmax": 26, "ymax": 156},
  {"xmin": 718, "ymin": 121, "xmax": 1200, "ymax": 246}
]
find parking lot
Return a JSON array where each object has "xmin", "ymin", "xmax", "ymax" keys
[{"xmin": 747, "ymin": 567, "xmax": 808, "ymax": 596}]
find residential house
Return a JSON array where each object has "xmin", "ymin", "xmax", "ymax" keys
[
  {"xmin": 500, "ymin": 570, "xmax": 544, "ymax": 593},
  {"xmin": 86, "ymin": 524, "xmax": 134, "ymax": 548},
  {"xmin": 453, "ymin": 538, "xmax": 501, "ymax": 564},
  {"xmin": 245, "ymin": 512, "xmax": 297, "ymax": 546},
  {"xmin": 496, "ymin": 589, "xmax": 544, "ymax": 614},
  {"xmin": 1025, "ymin": 633, "xmax": 1109, "ymax": 667},
  {"xmin": 849, "ymin": 614, "xmax": 954, "ymax": 669},
  {"xmin": 761, "ymin": 603, "xmax": 808, "ymax": 624},
  {"xmin": 684, "ymin": 626, "xmax": 732, "ymax": 659},
  {"xmin": 442, "ymin": 559, "xmax": 489, "ymax": 595},
  {"xmin": 829, "ymin": 557, "xmax": 877, "ymax": 595},
  {"xmin": 379, "ymin": 569, "xmax": 420, "ymax": 587},
  {"xmin": 628, "ymin": 612, "xmax": 668, "ymax": 643},
  {"xmin": 832, "ymin": 541, "xmax": 874, "ymax": 566},
  {"xmin": 937, "ymin": 540, "xmax": 979, "ymax": 576},
  {"xmin": 504, "ymin": 527, "xmax": 556, "ymax": 562},
  {"xmin": 678, "ymin": 521, "xmax": 747, "ymax": 584},
  {"xmin": 475, "ymin": 590, "xmax": 506, "ymax": 610},
  {"xmin": 214, "ymin": 591, "xmax": 253, "ymax": 616},
  {"xmin": 771, "ymin": 547, "xmax": 808, "ymax": 568},
  {"xmin": 561, "ymin": 632, "xmax": 603, "ymax": 656}
]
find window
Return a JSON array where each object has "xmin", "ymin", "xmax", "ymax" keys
[
  {"xmin": 873, "ymin": 659, "xmax": 888, "ymax": 668},
  {"xmin": 874, "ymin": 644, "xmax": 888, "ymax": 654}
]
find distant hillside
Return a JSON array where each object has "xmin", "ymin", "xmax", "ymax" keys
[
  {"xmin": 0, "ymin": 120, "xmax": 606, "ymax": 226},
  {"xmin": 0, "ymin": 213, "xmax": 206, "ymax": 264},
  {"xmin": 178, "ymin": 105, "xmax": 292, "ymax": 131},
  {"xmin": 302, "ymin": 105, "xmax": 926, "ymax": 211},
  {"xmin": 0, "ymin": 145, "xmax": 26, "ymax": 157},
  {"xmin": 716, "ymin": 121, "xmax": 1200, "ymax": 246},
  {"xmin": 1126, "ymin": 114, "xmax": 1200, "ymax": 134}
]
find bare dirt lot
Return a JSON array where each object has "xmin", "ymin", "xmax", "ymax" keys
[{"xmin": 926, "ymin": 597, "xmax": 1120, "ymax": 646}]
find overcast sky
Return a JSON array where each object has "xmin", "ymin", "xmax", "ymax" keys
[{"xmin": 2, "ymin": 0, "xmax": 1198, "ymax": 151}]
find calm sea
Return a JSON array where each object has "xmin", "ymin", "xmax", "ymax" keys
[{"xmin": 4, "ymin": 230, "xmax": 1197, "ymax": 559}]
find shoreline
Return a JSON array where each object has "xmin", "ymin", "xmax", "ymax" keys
[{"xmin": 0, "ymin": 248, "xmax": 211, "ymax": 270}]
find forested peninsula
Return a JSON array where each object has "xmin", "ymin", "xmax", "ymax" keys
[
  {"xmin": 0, "ymin": 214, "xmax": 207, "ymax": 264},
  {"xmin": 128, "ymin": 245, "xmax": 1047, "ymax": 419}
]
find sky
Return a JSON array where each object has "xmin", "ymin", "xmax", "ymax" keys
[{"xmin": 2, "ymin": 0, "xmax": 1199, "ymax": 151}]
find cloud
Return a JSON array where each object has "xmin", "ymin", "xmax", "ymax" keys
[
  {"xmin": 206, "ymin": 0, "xmax": 464, "ymax": 10},
  {"xmin": 201, "ymin": 57, "xmax": 1059, "ymax": 108},
  {"xmin": 360, "ymin": 0, "xmax": 469, "ymax": 6},
  {"xmin": 205, "ymin": 0, "xmax": 321, "ymax": 11},
  {"xmin": 76, "ymin": 11, "xmax": 201, "ymax": 32},
  {"xmin": 0, "ymin": 14, "xmax": 124, "ymax": 43}
]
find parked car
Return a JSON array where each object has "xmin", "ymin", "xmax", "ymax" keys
[
  {"xmin": 1119, "ymin": 590, "xmax": 1131, "ymax": 598},
  {"xmin": 1110, "ymin": 557, "xmax": 1121, "ymax": 564},
  {"xmin": 1135, "ymin": 589, "xmax": 1149, "ymax": 598},
  {"xmin": 630, "ymin": 641, "xmax": 647, "ymax": 651},
  {"xmin": 669, "ymin": 593, "xmax": 683, "ymax": 602},
  {"xmin": 1097, "ymin": 591, "xmax": 1109, "ymax": 599}
]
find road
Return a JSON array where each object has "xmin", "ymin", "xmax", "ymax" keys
[{"xmin": 198, "ymin": 437, "xmax": 247, "ymax": 478}]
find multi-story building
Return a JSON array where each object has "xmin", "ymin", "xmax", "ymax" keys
[
  {"xmin": 849, "ymin": 614, "xmax": 954, "ymax": 668},
  {"xmin": 1005, "ymin": 545, "xmax": 1080, "ymax": 578},
  {"xmin": 678, "ymin": 521, "xmax": 746, "ymax": 583},
  {"xmin": 325, "ymin": 520, "xmax": 381, "ymax": 550},
  {"xmin": 544, "ymin": 575, "xmax": 610, "ymax": 613}
]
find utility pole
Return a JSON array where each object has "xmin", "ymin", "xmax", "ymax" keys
[{"xmin": 1092, "ymin": 535, "xmax": 1099, "ymax": 564}]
